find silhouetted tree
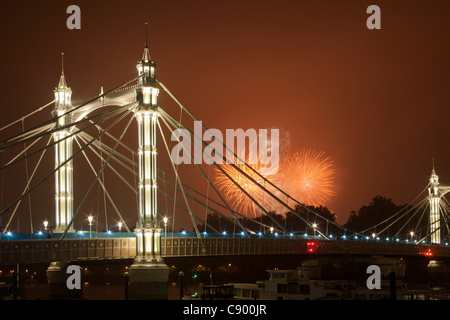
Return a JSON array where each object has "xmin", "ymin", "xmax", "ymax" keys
[
  {"xmin": 195, "ymin": 204, "xmax": 338, "ymax": 235},
  {"xmin": 343, "ymin": 195, "xmax": 419, "ymax": 237}
]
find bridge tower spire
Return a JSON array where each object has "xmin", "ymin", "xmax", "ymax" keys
[
  {"xmin": 428, "ymin": 161, "xmax": 441, "ymax": 244},
  {"xmin": 52, "ymin": 53, "xmax": 75, "ymax": 233},
  {"xmin": 129, "ymin": 22, "xmax": 169, "ymax": 300}
]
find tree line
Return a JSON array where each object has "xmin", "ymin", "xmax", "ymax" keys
[{"xmin": 193, "ymin": 195, "xmax": 432, "ymax": 239}]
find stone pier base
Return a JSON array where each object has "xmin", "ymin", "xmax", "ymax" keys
[{"xmin": 129, "ymin": 257, "xmax": 169, "ymax": 300}]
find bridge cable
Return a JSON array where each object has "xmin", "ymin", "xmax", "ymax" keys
[
  {"xmin": 159, "ymin": 110, "xmax": 293, "ymax": 245},
  {"xmin": 393, "ymin": 198, "xmax": 428, "ymax": 238},
  {"xmin": 440, "ymin": 197, "xmax": 450, "ymax": 241},
  {"xmin": 156, "ymin": 117, "xmax": 202, "ymax": 239},
  {"xmin": 0, "ymin": 105, "xmax": 133, "ymax": 218},
  {"xmin": 0, "ymin": 100, "xmax": 55, "ymax": 133},
  {"xmin": 168, "ymin": 117, "xmax": 348, "ymax": 251},
  {"xmin": 158, "ymin": 110, "xmax": 252, "ymax": 238},
  {"xmin": 159, "ymin": 109, "xmax": 312, "ymax": 237},
  {"xmin": 21, "ymin": 119, "xmax": 34, "ymax": 233},
  {"xmin": 157, "ymin": 169, "xmax": 273, "ymax": 233},
  {"xmin": 376, "ymin": 197, "xmax": 428, "ymax": 237},
  {"xmin": 157, "ymin": 79, "xmax": 352, "ymax": 247},
  {"xmin": 204, "ymin": 165, "xmax": 211, "ymax": 235},
  {"xmin": 158, "ymin": 170, "xmax": 266, "ymax": 234},
  {"xmin": 0, "ymin": 75, "xmax": 141, "ymax": 149},
  {"xmin": 156, "ymin": 185, "xmax": 220, "ymax": 234},
  {"xmin": 53, "ymin": 109, "xmax": 134, "ymax": 256},
  {"xmin": 76, "ymin": 131, "xmax": 137, "ymax": 194},
  {"xmin": 73, "ymin": 135, "xmax": 131, "ymax": 232},
  {"xmin": 1, "ymin": 135, "xmax": 53, "ymax": 233},
  {"xmin": 0, "ymin": 103, "xmax": 132, "ymax": 172},
  {"xmin": 360, "ymin": 183, "xmax": 430, "ymax": 235}
]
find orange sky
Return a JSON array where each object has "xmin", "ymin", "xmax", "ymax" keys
[{"xmin": 1, "ymin": 1, "xmax": 450, "ymax": 231}]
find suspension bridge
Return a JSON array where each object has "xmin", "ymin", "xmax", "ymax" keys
[{"xmin": 1, "ymin": 26, "xmax": 450, "ymax": 298}]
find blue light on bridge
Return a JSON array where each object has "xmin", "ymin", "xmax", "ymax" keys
[{"xmin": 1, "ymin": 231, "xmax": 447, "ymax": 247}]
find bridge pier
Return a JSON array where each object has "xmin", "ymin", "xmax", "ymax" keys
[
  {"xmin": 128, "ymin": 257, "xmax": 169, "ymax": 300},
  {"xmin": 127, "ymin": 31, "xmax": 170, "ymax": 300},
  {"xmin": 46, "ymin": 261, "xmax": 83, "ymax": 300}
]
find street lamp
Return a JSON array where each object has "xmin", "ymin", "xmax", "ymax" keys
[
  {"xmin": 163, "ymin": 217, "xmax": 168, "ymax": 236},
  {"xmin": 118, "ymin": 221, "xmax": 123, "ymax": 232},
  {"xmin": 43, "ymin": 220, "xmax": 48, "ymax": 233},
  {"xmin": 88, "ymin": 216, "xmax": 93, "ymax": 238}
]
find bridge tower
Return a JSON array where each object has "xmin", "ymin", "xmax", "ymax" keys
[
  {"xmin": 52, "ymin": 54, "xmax": 75, "ymax": 233},
  {"xmin": 428, "ymin": 165, "xmax": 440, "ymax": 244},
  {"xmin": 128, "ymin": 24, "xmax": 169, "ymax": 300}
]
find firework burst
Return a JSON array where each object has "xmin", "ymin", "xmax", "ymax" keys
[
  {"xmin": 214, "ymin": 150, "xmax": 280, "ymax": 218},
  {"xmin": 280, "ymin": 149, "xmax": 336, "ymax": 207},
  {"xmin": 214, "ymin": 147, "xmax": 336, "ymax": 218}
]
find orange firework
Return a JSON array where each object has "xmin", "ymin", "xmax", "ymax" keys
[
  {"xmin": 214, "ymin": 149, "xmax": 280, "ymax": 218},
  {"xmin": 280, "ymin": 150, "xmax": 336, "ymax": 207}
]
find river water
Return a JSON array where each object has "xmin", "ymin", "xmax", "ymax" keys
[{"xmin": 23, "ymin": 282, "xmax": 200, "ymax": 300}]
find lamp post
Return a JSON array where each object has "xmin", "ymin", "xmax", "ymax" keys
[
  {"xmin": 88, "ymin": 216, "xmax": 93, "ymax": 238},
  {"xmin": 43, "ymin": 220, "xmax": 48, "ymax": 233},
  {"xmin": 118, "ymin": 221, "xmax": 123, "ymax": 233},
  {"xmin": 163, "ymin": 217, "xmax": 168, "ymax": 237}
]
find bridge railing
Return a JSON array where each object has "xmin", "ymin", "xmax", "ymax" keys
[
  {"xmin": 0, "ymin": 232, "xmax": 135, "ymax": 241},
  {"xmin": 2, "ymin": 233, "xmax": 450, "ymax": 265}
]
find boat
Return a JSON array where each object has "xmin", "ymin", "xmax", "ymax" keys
[
  {"xmin": 182, "ymin": 284, "xmax": 235, "ymax": 300},
  {"xmin": 231, "ymin": 258, "xmax": 450, "ymax": 300}
]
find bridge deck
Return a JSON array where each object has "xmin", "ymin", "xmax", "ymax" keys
[{"xmin": 1, "ymin": 234, "xmax": 449, "ymax": 265}]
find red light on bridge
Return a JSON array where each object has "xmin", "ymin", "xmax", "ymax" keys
[
  {"xmin": 307, "ymin": 241, "xmax": 318, "ymax": 253},
  {"xmin": 421, "ymin": 250, "xmax": 433, "ymax": 257}
]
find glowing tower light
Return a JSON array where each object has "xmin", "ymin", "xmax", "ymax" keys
[
  {"xmin": 132, "ymin": 27, "xmax": 163, "ymax": 265},
  {"xmin": 428, "ymin": 165, "xmax": 441, "ymax": 244},
  {"xmin": 52, "ymin": 53, "xmax": 74, "ymax": 233}
]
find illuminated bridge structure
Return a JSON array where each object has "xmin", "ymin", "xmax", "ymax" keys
[
  {"xmin": 1, "ymin": 232, "xmax": 450, "ymax": 266},
  {"xmin": 1, "ymin": 24, "xmax": 450, "ymax": 298}
]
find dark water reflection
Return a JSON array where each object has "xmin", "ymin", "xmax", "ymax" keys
[{"xmin": 24, "ymin": 282, "xmax": 200, "ymax": 300}]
